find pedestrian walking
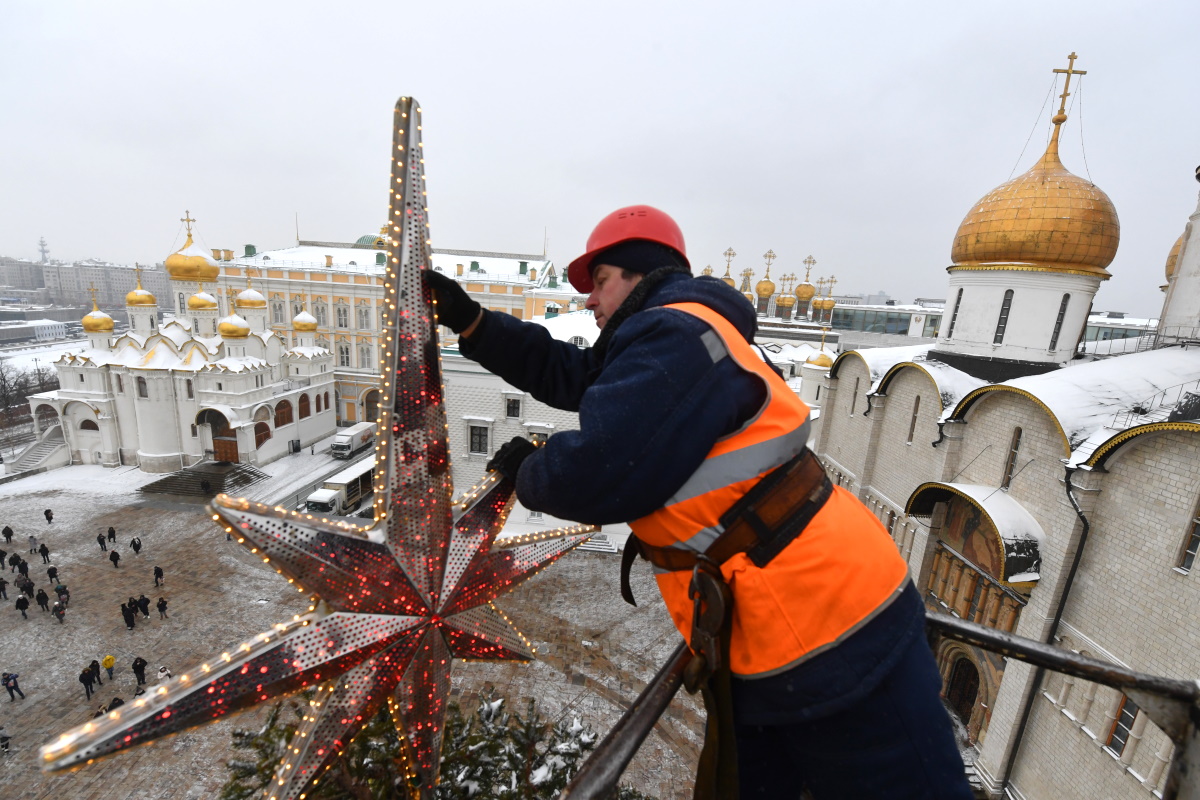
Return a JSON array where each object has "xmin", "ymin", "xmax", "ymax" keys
[
  {"xmin": 200, "ymin": 478, "xmax": 212, "ymax": 494},
  {"xmin": 16, "ymin": 559, "xmax": 28, "ymax": 578},
  {"xmin": 156, "ymin": 597, "xmax": 168, "ymax": 619},
  {"xmin": 89, "ymin": 660, "xmax": 103, "ymax": 686},
  {"xmin": 37, "ymin": 543, "xmax": 49, "ymax": 564},
  {"xmin": 120, "ymin": 604, "xmax": 135, "ymax": 631},
  {"xmin": 51, "ymin": 602, "xmax": 65, "ymax": 624},
  {"xmin": 0, "ymin": 725, "xmax": 10, "ymax": 753},
  {"xmin": 0, "ymin": 577, "xmax": 7, "ymax": 600},
  {"xmin": 153, "ymin": 565, "xmax": 164, "ymax": 587},
  {"xmin": 137, "ymin": 594, "xmax": 150, "ymax": 619},
  {"xmin": 102, "ymin": 654, "xmax": 115, "ymax": 680},
  {"xmin": 96, "ymin": 533, "xmax": 107, "ymax": 552},
  {"xmin": 35, "ymin": 589, "xmax": 49, "ymax": 612},
  {"xmin": 2, "ymin": 672, "xmax": 25, "ymax": 701},
  {"xmin": 107, "ymin": 526, "xmax": 116, "ymax": 543},
  {"xmin": 46, "ymin": 565, "xmax": 57, "ymax": 583},
  {"xmin": 131, "ymin": 656, "xmax": 148, "ymax": 685},
  {"xmin": 156, "ymin": 666, "xmax": 172, "ymax": 683},
  {"xmin": 79, "ymin": 668, "xmax": 94, "ymax": 700},
  {"xmin": 109, "ymin": 550, "xmax": 120, "ymax": 569},
  {"xmin": 130, "ymin": 537, "xmax": 142, "ymax": 555},
  {"xmin": 14, "ymin": 596, "xmax": 28, "ymax": 619},
  {"xmin": 0, "ymin": 549, "xmax": 6, "ymax": 568},
  {"xmin": 17, "ymin": 577, "xmax": 33, "ymax": 598},
  {"xmin": 54, "ymin": 584, "xmax": 69, "ymax": 607},
  {"xmin": 1, "ymin": 525, "xmax": 12, "ymax": 544},
  {"xmin": 7, "ymin": 552, "xmax": 18, "ymax": 572},
  {"xmin": 106, "ymin": 695, "xmax": 124, "ymax": 711},
  {"xmin": 43, "ymin": 509, "xmax": 52, "ymax": 524},
  {"xmin": 27, "ymin": 534, "xmax": 36, "ymax": 553}
]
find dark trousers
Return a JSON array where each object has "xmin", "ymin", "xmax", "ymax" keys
[
  {"xmin": 83, "ymin": 682, "xmax": 93, "ymax": 700},
  {"xmin": 134, "ymin": 671, "xmax": 145, "ymax": 685},
  {"xmin": 6, "ymin": 686, "xmax": 23, "ymax": 700},
  {"xmin": 735, "ymin": 632, "xmax": 974, "ymax": 800}
]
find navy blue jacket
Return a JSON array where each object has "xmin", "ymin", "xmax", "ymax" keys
[{"xmin": 461, "ymin": 273, "xmax": 766, "ymax": 524}]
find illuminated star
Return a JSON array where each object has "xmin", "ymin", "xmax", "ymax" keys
[{"xmin": 40, "ymin": 97, "xmax": 593, "ymax": 798}]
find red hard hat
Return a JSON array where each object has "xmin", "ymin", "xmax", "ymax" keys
[{"xmin": 567, "ymin": 205, "xmax": 689, "ymax": 293}]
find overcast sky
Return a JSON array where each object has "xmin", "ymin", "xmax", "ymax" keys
[{"xmin": 2, "ymin": 1, "xmax": 1196, "ymax": 318}]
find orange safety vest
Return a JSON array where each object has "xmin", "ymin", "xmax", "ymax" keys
[{"xmin": 630, "ymin": 302, "xmax": 909, "ymax": 677}]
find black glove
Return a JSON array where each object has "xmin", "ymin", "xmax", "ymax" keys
[
  {"xmin": 486, "ymin": 436, "xmax": 537, "ymax": 479},
  {"xmin": 423, "ymin": 270, "xmax": 481, "ymax": 334}
]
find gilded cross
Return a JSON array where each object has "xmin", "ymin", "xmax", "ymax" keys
[
  {"xmin": 86, "ymin": 283, "xmax": 98, "ymax": 308},
  {"xmin": 825, "ymin": 275, "xmax": 838, "ymax": 296},
  {"xmin": 803, "ymin": 255, "xmax": 816, "ymax": 282},
  {"xmin": 132, "ymin": 262, "xmax": 143, "ymax": 286},
  {"xmin": 763, "ymin": 249, "xmax": 776, "ymax": 270},
  {"xmin": 180, "ymin": 210, "xmax": 196, "ymax": 237},
  {"xmin": 1052, "ymin": 52, "xmax": 1087, "ymax": 117},
  {"xmin": 724, "ymin": 247, "xmax": 737, "ymax": 268}
]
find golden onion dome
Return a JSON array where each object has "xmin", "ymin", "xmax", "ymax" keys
[
  {"xmin": 235, "ymin": 287, "xmax": 267, "ymax": 309},
  {"xmin": 125, "ymin": 273, "xmax": 157, "ymax": 306},
  {"xmin": 82, "ymin": 300, "xmax": 114, "ymax": 333},
  {"xmin": 950, "ymin": 122, "xmax": 1119, "ymax": 276},
  {"xmin": 776, "ymin": 294, "xmax": 796, "ymax": 308},
  {"xmin": 187, "ymin": 290, "xmax": 218, "ymax": 310},
  {"xmin": 1165, "ymin": 233, "xmax": 1184, "ymax": 282},
  {"xmin": 794, "ymin": 282, "xmax": 816, "ymax": 302},
  {"xmin": 755, "ymin": 277, "xmax": 776, "ymax": 298},
  {"xmin": 743, "ymin": 292, "xmax": 755, "ymax": 305},
  {"xmin": 806, "ymin": 351, "xmax": 834, "ymax": 368},
  {"xmin": 165, "ymin": 231, "xmax": 221, "ymax": 281},
  {"xmin": 218, "ymin": 314, "xmax": 251, "ymax": 339},
  {"xmin": 721, "ymin": 275, "xmax": 736, "ymax": 288},
  {"xmin": 293, "ymin": 310, "xmax": 318, "ymax": 332}
]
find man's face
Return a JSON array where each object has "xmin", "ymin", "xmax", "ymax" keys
[{"xmin": 585, "ymin": 264, "xmax": 642, "ymax": 329}]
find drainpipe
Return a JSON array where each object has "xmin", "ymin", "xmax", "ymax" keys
[{"xmin": 1000, "ymin": 464, "xmax": 1092, "ymax": 792}]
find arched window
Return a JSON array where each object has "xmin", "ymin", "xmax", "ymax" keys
[
  {"xmin": 569, "ymin": 336, "xmax": 588, "ymax": 348},
  {"xmin": 79, "ymin": 419, "xmax": 99, "ymax": 431},
  {"xmin": 993, "ymin": 290, "xmax": 1014, "ymax": 344},
  {"xmin": 299, "ymin": 394, "xmax": 311, "ymax": 419},
  {"xmin": 315, "ymin": 394, "xmax": 322, "ymax": 413},
  {"xmin": 1001, "ymin": 427, "xmax": 1022, "ymax": 489},
  {"xmin": 275, "ymin": 400, "xmax": 293, "ymax": 427},
  {"xmin": 1049, "ymin": 293, "xmax": 1070, "ymax": 351},
  {"xmin": 946, "ymin": 288, "xmax": 963, "ymax": 339},
  {"xmin": 136, "ymin": 376, "xmax": 148, "ymax": 398},
  {"xmin": 324, "ymin": 391, "xmax": 330, "ymax": 411},
  {"xmin": 254, "ymin": 422, "xmax": 271, "ymax": 449},
  {"xmin": 906, "ymin": 396, "xmax": 921, "ymax": 444},
  {"xmin": 186, "ymin": 379, "xmax": 194, "ymax": 400}
]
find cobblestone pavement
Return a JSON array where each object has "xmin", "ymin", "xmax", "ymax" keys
[{"xmin": 0, "ymin": 479, "xmax": 701, "ymax": 799}]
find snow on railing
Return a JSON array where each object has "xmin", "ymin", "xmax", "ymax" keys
[{"xmin": 1108, "ymin": 376, "xmax": 1200, "ymax": 430}]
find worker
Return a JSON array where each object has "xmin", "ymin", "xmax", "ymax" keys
[{"xmin": 425, "ymin": 205, "xmax": 972, "ymax": 799}]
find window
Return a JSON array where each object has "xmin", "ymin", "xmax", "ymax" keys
[
  {"xmin": 530, "ymin": 431, "xmax": 549, "ymax": 446},
  {"xmin": 79, "ymin": 373, "xmax": 85, "ymax": 383},
  {"xmin": 506, "ymin": 398, "xmax": 521, "ymax": 418},
  {"xmin": 178, "ymin": 293, "xmax": 186, "ymax": 314},
  {"xmin": 358, "ymin": 343, "xmax": 372, "ymax": 368},
  {"xmin": 314, "ymin": 303, "xmax": 328, "ymax": 327},
  {"xmin": 993, "ymin": 289, "xmax": 1014, "ymax": 344},
  {"xmin": 79, "ymin": 419, "xmax": 99, "ymax": 431},
  {"xmin": 528, "ymin": 510, "xmax": 543, "ymax": 521},
  {"xmin": 216, "ymin": 382, "xmax": 223, "ymax": 391},
  {"xmin": 271, "ymin": 301, "xmax": 285, "ymax": 324},
  {"xmin": 1179, "ymin": 515, "xmax": 1200, "ymax": 572},
  {"xmin": 357, "ymin": 306, "xmax": 371, "ymax": 329},
  {"xmin": 136, "ymin": 376, "xmax": 148, "ymax": 398},
  {"xmin": 190, "ymin": 424, "xmax": 198, "ymax": 438},
  {"xmin": 315, "ymin": 394, "xmax": 322, "ymax": 413},
  {"xmin": 946, "ymin": 288, "xmax": 963, "ymax": 339},
  {"xmin": 254, "ymin": 421, "xmax": 271, "ymax": 449},
  {"xmin": 186, "ymin": 379, "xmax": 194, "ymax": 400},
  {"xmin": 337, "ymin": 344, "xmax": 351, "ymax": 367},
  {"xmin": 469, "ymin": 425, "xmax": 489, "ymax": 454},
  {"xmin": 293, "ymin": 301, "xmax": 303, "ymax": 318},
  {"xmin": 324, "ymin": 391, "xmax": 330, "ymax": 410},
  {"xmin": 116, "ymin": 374, "xmax": 123, "ymax": 393},
  {"xmin": 1001, "ymin": 427, "xmax": 1022, "ymax": 490},
  {"xmin": 336, "ymin": 305, "xmax": 349, "ymax": 328},
  {"xmin": 569, "ymin": 336, "xmax": 588, "ymax": 348},
  {"xmin": 1106, "ymin": 695, "xmax": 1140, "ymax": 757},
  {"xmin": 275, "ymin": 400, "xmax": 293, "ymax": 427},
  {"xmin": 1049, "ymin": 294, "xmax": 1070, "ymax": 350},
  {"xmin": 849, "ymin": 377, "xmax": 860, "ymax": 416},
  {"xmin": 907, "ymin": 396, "xmax": 921, "ymax": 444},
  {"xmin": 299, "ymin": 394, "xmax": 311, "ymax": 419}
]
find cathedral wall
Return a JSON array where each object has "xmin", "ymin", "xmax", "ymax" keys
[
  {"xmin": 814, "ymin": 356, "xmax": 874, "ymax": 492},
  {"xmin": 867, "ymin": 367, "xmax": 946, "ymax": 507}
]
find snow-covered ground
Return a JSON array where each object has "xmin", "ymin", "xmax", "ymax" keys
[{"xmin": 0, "ymin": 339, "xmax": 88, "ymax": 375}]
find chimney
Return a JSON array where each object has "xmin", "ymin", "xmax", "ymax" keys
[
  {"xmin": 456, "ymin": 263, "xmax": 464, "ymax": 276},
  {"xmin": 519, "ymin": 261, "xmax": 528, "ymax": 275},
  {"xmin": 223, "ymin": 249, "xmax": 233, "ymax": 261},
  {"xmin": 530, "ymin": 267, "xmax": 537, "ymax": 282},
  {"xmin": 245, "ymin": 244, "xmax": 257, "ymax": 257},
  {"xmin": 211, "ymin": 249, "xmax": 222, "ymax": 261},
  {"xmin": 325, "ymin": 254, "xmax": 334, "ymax": 268}
]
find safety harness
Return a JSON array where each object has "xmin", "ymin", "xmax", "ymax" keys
[{"xmin": 620, "ymin": 447, "xmax": 833, "ymax": 799}]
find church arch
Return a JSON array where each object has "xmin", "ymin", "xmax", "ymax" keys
[
  {"xmin": 196, "ymin": 408, "xmax": 232, "ymax": 438},
  {"xmin": 947, "ymin": 656, "xmax": 980, "ymax": 724},
  {"xmin": 298, "ymin": 393, "xmax": 311, "ymax": 419},
  {"xmin": 950, "ymin": 385, "xmax": 1069, "ymax": 457},
  {"xmin": 315, "ymin": 393, "xmax": 322, "ymax": 413},
  {"xmin": 79, "ymin": 419, "xmax": 99, "ymax": 431},
  {"xmin": 275, "ymin": 400, "xmax": 293, "ymax": 427},
  {"xmin": 252, "ymin": 405, "xmax": 272, "ymax": 423},
  {"xmin": 254, "ymin": 422, "xmax": 271, "ymax": 449},
  {"xmin": 363, "ymin": 389, "xmax": 381, "ymax": 422},
  {"xmin": 33, "ymin": 404, "xmax": 59, "ymax": 433}
]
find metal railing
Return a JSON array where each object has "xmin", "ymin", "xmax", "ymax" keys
[
  {"xmin": 559, "ymin": 613, "xmax": 1200, "ymax": 800},
  {"xmin": 1108, "ymin": 376, "xmax": 1200, "ymax": 430}
]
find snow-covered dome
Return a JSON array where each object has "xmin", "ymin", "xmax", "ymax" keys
[
  {"xmin": 293, "ymin": 310, "xmax": 318, "ymax": 332},
  {"xmin": 82, "ymin": 301, "xmax": 114, "ymax": 333},
  {"xmin": 187, "ymin": 290, "xmax": 218, "ymax": 310},
  {"xmin": 235, "ymin": 287, "xmax": 267, "ymax": 309},
  {"xmin": 218, "ymin": 314, "xmax": 251, "ymax": 339}
]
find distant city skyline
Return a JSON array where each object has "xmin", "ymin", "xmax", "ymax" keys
[{"xmin": 1, "ymin": 2, "xmax": 1195, "ymax": 319}]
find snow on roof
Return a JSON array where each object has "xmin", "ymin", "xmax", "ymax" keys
[
  {"xmin": 530, "ymin": 310, "xmax": 599, "ymax": 346},
  {"xmin": 207, "ymin": 356, "xmax": 268, "ymax": 373},
  {"xmin": 991, "ymin": 346, "xmax": 1200, "ymax": 465},
  {"xmin": 835, "ymin": 343, "xmax": 985, "ymax": 418},
  {"xmin": 908, "ymin": 482, "xmax": 1043, "ymax": 580},
  {"xmin": 285, "ymin": 345, "xmax": 331, "ymax": 359},
  {"xmin": 293, "ymin": 310, "xmax": 317, "ymax": 325},
  {"xmin": 854, "ymin": 344, "xmax": 935, "ymax": 389},
  {"xmin": 235, "ymin": 244, "xmax": 551, "ymax": 282}
]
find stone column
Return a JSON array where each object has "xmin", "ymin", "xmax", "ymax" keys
[{"xmin": 1120, "ymin": 711, "xmax": 1148, "ymax": 766}]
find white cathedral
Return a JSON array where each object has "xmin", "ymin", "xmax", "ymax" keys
[{"xmin": 24, "ymin": 226, "xmax": 337, "ymax": 473}]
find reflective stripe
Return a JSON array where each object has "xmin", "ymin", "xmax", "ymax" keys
[
  {"xmin": 699, "ymin": 329, "xmax": 727, "ymax": 363},
  {"xmin": 664, "ymin": 418, "xmax": 811, "ymax": 508}
]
